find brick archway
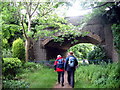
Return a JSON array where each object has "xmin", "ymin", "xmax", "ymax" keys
[{"xmin": 42, "ymin": 32, "xmax": 102, "ymax": 60}]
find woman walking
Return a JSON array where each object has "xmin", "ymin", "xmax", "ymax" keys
[{"xmin": 54, "ymin": 55, "xmax": 65, "ymax": 87}]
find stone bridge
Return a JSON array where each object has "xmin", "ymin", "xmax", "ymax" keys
[{"xmin": 32, "ymin": 15, "xmax": 118, "ymax": 62}]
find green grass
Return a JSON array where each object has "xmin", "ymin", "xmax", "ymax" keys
[
  {"xmin": 3, "ymin": 62, "xmax": 58, "ymax": 88},
  {"xmin": 4, "ymin": 62, "xmax": 119, "ymax": 88},
  {"xmin": 74, "ymin": 62, "xmax": 120, "ymax": 88},
  {"xmin": 22, "ymin": 66, "xmax": 57, "ymax": 88},
  {"xmin": 75, "ymin": 78, "xmax": 94, "ymax": 88}
]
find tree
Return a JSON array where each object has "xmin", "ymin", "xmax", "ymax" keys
[
  {"xmin": 18, "ymin": 1, "xmax": 84, "ymax": 61},
  {"xmin": 1, "ymin": 2, "xmax": 22, "ymax": 49},
  {"xmin": 16, "ymin": 1, "xmax": 76, "ymax": 61},
  {"xmin": 1, "ymin": 1, "xmax": 93, "ymax": 61},
  {"xmin": 19, "ymin": 1, "xmax": 69, "ymax": 61},
  {"xmin": 68, "ymin": 43, "xmax": 94, "ymax": 60},
  {"xmin": 1, "ymin": 2, "xmax": 23, "ymax": 59},
  {"xmin": 19, "ymin": 1, "xmax": 40, "ymax": 61}
]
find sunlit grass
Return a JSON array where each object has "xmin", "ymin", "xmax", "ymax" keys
[{"xmin": 23, "ymin": 67, "xmax": 57, "ymax": 88}]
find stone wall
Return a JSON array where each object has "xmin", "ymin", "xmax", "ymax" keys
[{"xmin": 33, "ymin": 38, "xmax": 47, "ymax": 61}]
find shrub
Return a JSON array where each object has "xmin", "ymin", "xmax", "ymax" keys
[
  {"xmin": 12, "ymin": 38, "xmax": 25, "ymax": 62},
  {"xmin": 2, "ymin": 49, "xmax": 12, "ymax": 58},
  {"xmin": 75, "ymin": 62, "xmax": 120, "ymax": 88},
  {"xmin": 23, "ymin": 62, "xmax": 37, "ymax": 68},
  {"xmin": 22, "ymin": 62, "xmax": 43, "ymax": 72},
  {"xmin": 2, "ymin": 39, "xmax": 9, "ymax": 49},
  {"xmin": 68, "ymin": 43, "xmax": 94, "ymax": 59},
  {"xmin": 2, "ymin": 80, "xmax": 29, "ymax": 88},
  {"xmin": 87, "ymin": 46, "xmax": 106, "ymax": 64},
  {"xmin": 2, "ymin": 58, "xmax": 22, "ymax": 79}
]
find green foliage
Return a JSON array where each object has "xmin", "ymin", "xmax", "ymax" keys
[
  {"xmin": 2, "ymin": 39, "xmax": 9, "ymax": 49},
  {"xmin": 2, "ymin": 62, "xmax": 44, "ymax": 88},
  {"xmin": 87, "ymin": 46, "xmax": 106, "ymax": 61},
  {"xmin": 2, "ymin": 49, "xmax": 12, "ymax": 58},
  {"xmin": 1, "ymin": 2, "xmax": 22, "ymax": 49},
  {"xmin": 3, "ymin": 80, "xmax": 29, "ymax": 88},
  {"xmin": 68, "ymin": 43, "xmax": 94, "ymax": 60},
  {"xmin": 2, "ymin": 23, "xmax": 22, "ymax": 50},
  {"xmin": 2, "ymin": 24, "xmax": 21, "ymax": 39},
  {"xmin": 14, "ymin": 62, "xmax": 56, "ymax": 88},
  {"xmin": 80, "ymin": 1, "xmax": 120, "ymax": 27},
  {"xmin": 1, "ymin": 2, "xmax": 89, "ymax": 49},
  {"xmin": 1, "ymin": 2, "xmax": 19, "ymax": 24},
  {"xmin": 26, "ymin": 31, "xmax": 34, "ymax": 37},
  {"xmin": 22, "ymin": 67, "xmax": 57, "ymax": 88},
  {"xmin": 34, "ymin": 14, "xmax": 83, "ymax": 42},
  {"xmin": 22, "ymin": 62, "xmax": 43, "ymax": 72},
  {"xmin": 33, "ymin": 12, "xmax": 89, "ymax": 43},
  {"xmin": 2, "ymin": 58, "xmax": 22, "ymax": 79},
  {"xmin": 75, "ymin": 62, "xmax": 120, "ymax": 88},
  {"xmin": 111, "ymin": 24, "xmax": 120, "ymax": 54},
  {"xmin": 12, "ymin": 38, "xmax": 25, "ymax": 62}
]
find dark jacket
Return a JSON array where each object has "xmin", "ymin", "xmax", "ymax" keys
[
  {"xmin": 54, "ymin": 57, "xmax": 65, "ymax": 72},
  {"xmin": 64, "ymin": 55, "xmax": 78, "ymax": 71}
]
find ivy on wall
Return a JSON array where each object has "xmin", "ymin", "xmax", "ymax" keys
[{"xmin": 111, "ymin": 24, "xmax": 120, "ymax": 56}]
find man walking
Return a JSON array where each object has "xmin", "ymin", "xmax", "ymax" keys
[{"xmin": 65, "ymin": 51, "xmax": 78, "ymax": 88}]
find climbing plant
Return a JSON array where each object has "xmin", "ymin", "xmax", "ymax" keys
[
  {"xmin": 35, "ymin": 15, "xmax": 89, "ymax": 43},
  {"xmin": 111, "ymin": 24, "xmax": 120, "ymax": 58}
]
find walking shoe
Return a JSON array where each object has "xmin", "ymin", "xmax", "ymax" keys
[
  {"xmin": 56, "ymin": 82, "xmax": 60, "ymax": 84},
  {"xmin": 61, "ymin": 84, "xmax": 64, "ymax": 87}
]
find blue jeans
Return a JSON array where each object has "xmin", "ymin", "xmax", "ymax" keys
[
  {"xmin": 57, "ymin": 71, "xmax": 64, "ymax": 84},
  {"xmin": 67, "ymin": 71, "xmax": 75, "ymax": 88}
]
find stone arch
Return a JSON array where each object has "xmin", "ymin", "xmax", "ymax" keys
[
  {"xmin": 42, "ymin": 32, "xmax": 102, "ymax": 47},
  {"xmin": 42, "ymin": 32, "xmax": 103, "ymax": 60}
]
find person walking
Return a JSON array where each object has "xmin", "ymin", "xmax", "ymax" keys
[
  {"xmin": 54, "ymin": 55, "xmax": 65, "ymax": 87},
  {"xmin": 64, "ymin": 51, "xmax": 78, "ymax": 88}
]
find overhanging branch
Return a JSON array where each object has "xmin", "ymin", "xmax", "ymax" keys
[
  {"xmin": 88, "ymin": 2, "xmax": 115, "ymax": 9},
  {"xmin": 30, "ymin": 2, "xmax": 39, "ymax": 17},
  {"xmin": 21, "ymin": 15, "xmax": 28, "ymax": 39}
]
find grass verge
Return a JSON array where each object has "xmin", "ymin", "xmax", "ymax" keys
[
  {"xmin": 20, "ymin": 65, "xmax": 57, "ymax": 88},
  {"xmin": 75, "ymin": 62, "xmax": 120, "ymax": 88}
]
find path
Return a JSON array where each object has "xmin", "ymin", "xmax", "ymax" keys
[{"xmin": 53, "ymin": 71, "xmax": 72, "ymax": 88}]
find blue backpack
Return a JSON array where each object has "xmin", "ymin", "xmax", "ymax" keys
[
  {"xmin": 68, "ymin": 57, "xmax": 75, "ymax": 67},
  {"xmin": 57, "ymin": 59, "xmax": 64, "ymax": 69}
]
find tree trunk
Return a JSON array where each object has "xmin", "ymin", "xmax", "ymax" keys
[
  {"xmin": 28, "ymin": 15, "xmax": 31, "ymax": 32},
  {"xmin": 25, "ymin": 37, "xmax": 35, "ymax": 62},
  {"xmin": 25, "ymin": 38, "xmax": 30, "ymax": 62},
  {"xmin": 25, "ymin": 15, "xmax": 31, "ymax": 61}
]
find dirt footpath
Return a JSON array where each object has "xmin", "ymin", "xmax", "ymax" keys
[{"xmin": 53, "ymin": 71, "xmax": 72, "ymax": 88}]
